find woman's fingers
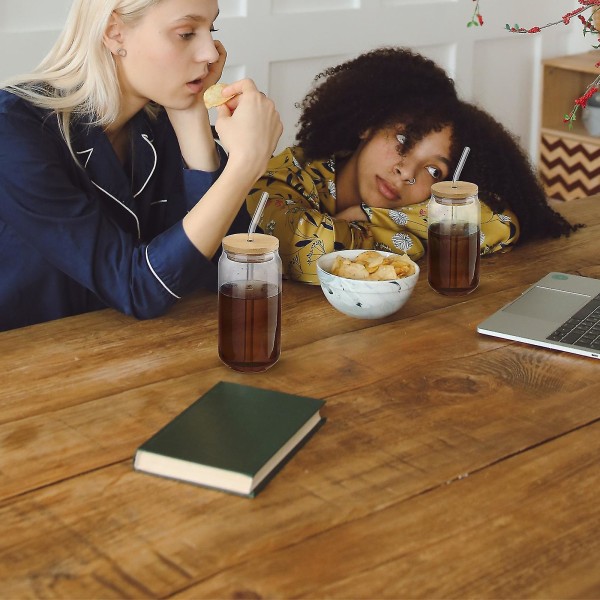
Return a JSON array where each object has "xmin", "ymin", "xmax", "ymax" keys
[
  {"xmin": 215, "ymin": 79, "xmax": 282, "ymax": 176},
  {"xmin": 204, "ymin": 40, "xmax": 227, "ymax": 89}
]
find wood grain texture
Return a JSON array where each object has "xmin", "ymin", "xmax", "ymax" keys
[{"xmin": 1, "ymin": 197, "xmax": 599, "ymax": 599}]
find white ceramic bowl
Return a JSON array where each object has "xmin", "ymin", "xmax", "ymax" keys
[{"xmin": 316, "ymin": 249, "xmax": 420, "ymax": 319}]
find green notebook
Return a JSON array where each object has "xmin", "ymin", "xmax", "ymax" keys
[{"xmin": 134, "ymin": 381, "xmax": 325, "ymax": 497}]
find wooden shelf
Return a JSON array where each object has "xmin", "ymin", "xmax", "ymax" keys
[
  {"xmin": 540, "ymin": 126, "xmax": 600, "ymax": 145},
  {"xmin": 538, "ymin": 51, "xmax": 600, "ymax": 201},
  {"xmin": 542, "ymin": 50, "xmax": 600, "ymax": 75}
]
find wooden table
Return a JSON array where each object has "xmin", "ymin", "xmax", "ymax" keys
[{"xmin": 2, "ymin": 196, "xmax": 599, "ymax": 599}]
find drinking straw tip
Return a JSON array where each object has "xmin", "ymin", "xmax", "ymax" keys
[
  {"xmin": 452, "ymin": 146, "xmax": 470, "ymax": 187},
  {"xmin": 247, "ymin": 192, "xmax": 269, "ymax": 241}
]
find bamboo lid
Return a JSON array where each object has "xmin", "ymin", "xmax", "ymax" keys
[
  {"xmin": 222, "ymin": 233, "xmax": 279, "ymax": 255},
  {"xmin": 431, "ymin": 181, "xmax": 478, "ymax": 199}
]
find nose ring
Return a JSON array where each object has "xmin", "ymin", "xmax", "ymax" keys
[{"xmin": 407, "ymin": 178, "xmax": 416, "ymax": 186}]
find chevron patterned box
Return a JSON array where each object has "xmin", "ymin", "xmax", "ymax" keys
[{"xmin": 539, "ymin": 133, "xmax": 600, "ymax": 202}]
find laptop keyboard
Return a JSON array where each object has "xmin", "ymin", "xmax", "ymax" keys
[{"xmin": 546, "ymin": 293, "xmax": 600, "ymax": 350}]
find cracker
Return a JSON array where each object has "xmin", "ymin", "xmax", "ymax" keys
[
  {"xmin": 354, "ymin": 250, "xmax": 384, "ymax": 273},
  {"xmin": 203, "ymin": 83, "xmax": 235, "ymax": 108},
  {"xmin": 329, "ymin": 251, "xmax": 415, "ymax": 281},
  {"xmin": 332, "ymin": 258, "xmax": 370, "ymax": 280},
  {"xmin": 384, "ymin": 254, "xmax": 416, "ymax": 277},
  {"xmin": 367, "ymin": 264, "xmax": 397, "ymax": 281}
]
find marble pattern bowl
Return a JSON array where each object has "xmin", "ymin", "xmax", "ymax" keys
[{"xmin": 316, "ymin": 249, "xmax": 420, "ymax": 319}]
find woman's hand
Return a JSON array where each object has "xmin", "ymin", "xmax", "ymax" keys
[
  {"xmin": 214, "ymin": 79, "xmax": 283, "ymax": 181},
  {"xmin": 203, "ymin": 40, "xmax": 227, "ymax": 90},
  {"xmin": 182, "ymin": 80, "xmax": 282, "ymax": 258}
]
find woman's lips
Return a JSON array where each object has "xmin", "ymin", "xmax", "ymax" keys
[
  {"xmin": 376, "ymin": 176, "xmax": 400, "ymax": 201},
  {"xmin": 186, "ymin": 79, "xmax": 203, "ymax": 94}
]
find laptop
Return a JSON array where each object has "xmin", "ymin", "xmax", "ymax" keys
[{"xmin": 477, "ymin": 272, "xmax": 600, "ymax": 360}]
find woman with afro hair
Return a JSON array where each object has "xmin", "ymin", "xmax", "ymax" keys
[{"xmin": 246, "ymin": 46, "xmax": 576, "ymax": 284}]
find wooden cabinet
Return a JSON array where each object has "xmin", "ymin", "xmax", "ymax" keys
[{"xmin": 538, "ymin": 51, "xmax": 600, "ymax": 201}]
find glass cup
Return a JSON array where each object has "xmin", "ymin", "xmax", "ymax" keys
[
  {"xmin": 218, "ymin": 233, "xmax": 282, "ymax": 372},
  {"xmin": 427, "ymin": 181, "xmax": 481, "ymax": 296}
]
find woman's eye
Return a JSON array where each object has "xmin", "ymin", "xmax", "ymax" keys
[
  {"xmin": 426, "ymin": 166, "xmax": 443, "ymax": 179},
  {"xmin": 179, "ymin": 32, "xmax": 196, "ymax": 40}
]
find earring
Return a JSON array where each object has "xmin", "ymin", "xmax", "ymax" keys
[
  {"xmin": 407, "ymin": 178, "xmax": 416, "ymax": 186},
  {"xmin": 396, "ymin": 134, "xmax": 406, "ymax": 144},
  {"xmin": 117, "ymin": 48, "xmax": 127, "ymax": 57}
]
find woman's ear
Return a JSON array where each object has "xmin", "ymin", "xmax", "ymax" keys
[{"xmin": 103, "ymin": 11, "xmax": 126, "ymax": 55}]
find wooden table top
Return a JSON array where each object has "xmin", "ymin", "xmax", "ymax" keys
[{"xmin": 2, "ymin": 196, "xmax": 599, "ymax": 599}]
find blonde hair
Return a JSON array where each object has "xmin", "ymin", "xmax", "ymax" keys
[{"xmin": 1, "ymin": 0, "xmax": 163, "ymax": 155}]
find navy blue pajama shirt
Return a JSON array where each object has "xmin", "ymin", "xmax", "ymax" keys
[{"xmin": 0, "ymin": 90, "xmax": 248, "ymax": 331}]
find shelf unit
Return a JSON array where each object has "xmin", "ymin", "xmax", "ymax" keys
[{"xmin": 538, "ymin": 50, "xmax": 600, "ymax": 201}]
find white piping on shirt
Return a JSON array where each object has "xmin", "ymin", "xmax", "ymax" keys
[
  {"xmin": 90, "ymin": 180, "xmax": 142, "ymax": 239},
  {"xmin": 76, "ymin": 148, "xmax": 93, "ymax": 167},
  {"xmin": 134, "ymin": 134, "xmax": 157, "ymax": 198},
  {"xmin": 76, "ymin": 142, "xmax": 152, "ymax": 240},
  {"xmin": 145, "ymin": 245, "xmax": 181, "ymax": 299},
  {"xmin": 78, "ymin": 138, "xmax": 177, "ymax": 298}
]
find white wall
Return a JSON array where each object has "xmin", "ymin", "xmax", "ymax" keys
[{"xmin": 0, "ymin": 0, "xmax": 594, "ymax": 161}]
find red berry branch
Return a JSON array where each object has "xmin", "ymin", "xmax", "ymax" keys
[
  {"xmin": 468, "ymin": 0, "xmax": 600, "ymax": 129},
  {"xmin": 467, "ymin": 0, "xmax": 483, "ymax": 28}
]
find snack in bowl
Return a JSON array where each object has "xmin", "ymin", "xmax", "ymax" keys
[
  {"xmin": 331, "ymin": 250, "xmax": 416, "ymax": 281},
  {"xmin": 203, "ymin": 83, "xmax": 235, "ymax": 108},
  {"xmin": 316, "ymin": 249, "xmax": 420, "ymax": 319}
]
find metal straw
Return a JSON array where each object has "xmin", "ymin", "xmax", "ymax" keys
[
  {"xmin": 452, "ymin": 146, "xmax": 470, "ymax": 188},
  {"xmin": 247, "ymin": 192, "xmax": 269, "ymax": 241}
]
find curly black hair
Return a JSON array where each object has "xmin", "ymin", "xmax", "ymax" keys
[
  {"xmin": 295, "ymin": 46, "xmax": 458, "ymax": 159},
  {"xmin": 295, "ymin": 46, "xmax": 578, "ymax": 242},
  {"xmin": 452, "ymin": 101, "xmax": 578, "ymax": 241}
]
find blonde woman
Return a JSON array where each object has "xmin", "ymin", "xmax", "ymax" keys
[{"xmin": 0, "ymin": 0, "xmax": 282, "ymax": 331}]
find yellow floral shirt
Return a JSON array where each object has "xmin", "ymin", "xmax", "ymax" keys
[{"xmin": 247, "ymin": 147, "xmax": 519, "ymax": 284}]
